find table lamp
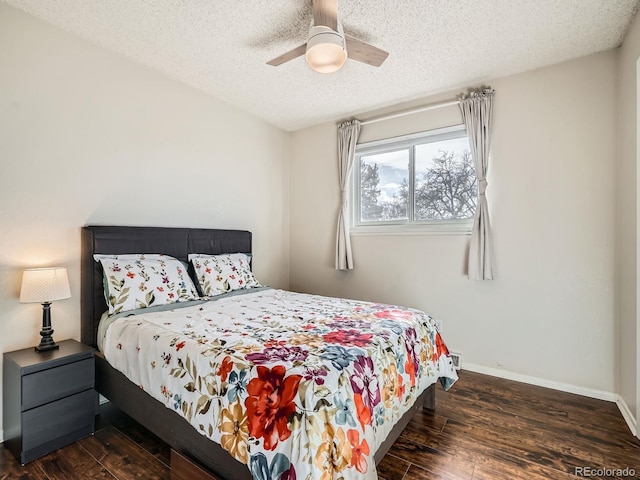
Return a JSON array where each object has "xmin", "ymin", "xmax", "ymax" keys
[{"xmin": 19, "ymin": 267, "xmax": 71, "ymax": 352}]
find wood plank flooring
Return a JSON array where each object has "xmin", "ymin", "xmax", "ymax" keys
[{"xmin": 1, "ymin": 371, "xmax": 639, "ymax": 479}]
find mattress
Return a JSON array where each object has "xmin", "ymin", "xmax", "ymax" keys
[{"xmin": 100, "ymin": 288, "xmax": 458, "ymax": 479}]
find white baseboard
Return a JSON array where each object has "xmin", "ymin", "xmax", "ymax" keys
[
  {"xmin": 0, "ymin": 429, "xmax": 3, "ymax": 444},
  {"xmin": 463, "ymin": 363, "xmax": 617, "ymax": 401},
  {"xmin": 616, "ymin": 396, "xmax": 637, "ymax": 437},
  {"xmin": 463, "ymin": 362, "xmax": 637, "ymax": 436}
]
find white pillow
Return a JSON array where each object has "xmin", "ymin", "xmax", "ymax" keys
[
  {"xmin": 188, "ymin": 253, "xmax": 261, "ymax": 296},
  {"xmin": 94, "ymin": 254, "xmax": 199, "ymax": 315}
]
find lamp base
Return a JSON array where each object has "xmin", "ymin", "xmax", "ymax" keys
[
  {"xmin": 35, "ymin": 302, "xmax": 59, "ymax": 353},
  {"xmin": 35, "ymin": 342, "xmax": 59, "ymax": 352}
]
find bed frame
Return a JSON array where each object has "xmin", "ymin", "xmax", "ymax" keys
[{"xmin": 80, "ymin": 225, "xmax": 435, "ymax": 479}]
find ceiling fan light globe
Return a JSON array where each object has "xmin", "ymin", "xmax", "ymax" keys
[
  {"xmin": 305, "ymin": 26, "xmax": 347, "ymax": 73},
  {"xmin": 306, "ymin": 43, "xmax": 347, "ymax": 73}
]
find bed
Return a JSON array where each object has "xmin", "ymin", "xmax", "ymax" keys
[{"xmin": 80, "ymin": 225, "xmax": 457, "ymax": 480}]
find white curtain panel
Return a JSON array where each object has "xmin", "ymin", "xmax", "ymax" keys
[
  {"xmin": 459, "ymin": 89, "xmax": 495, "ymax": 280},
  {"xmin": 335, "ymin": 119, "xmax": 361, "ymax": 270}
]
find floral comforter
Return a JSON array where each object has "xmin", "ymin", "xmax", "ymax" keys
[{"xmin": 102, "ymin": 288, "xmax": 458, "ymax": 479}]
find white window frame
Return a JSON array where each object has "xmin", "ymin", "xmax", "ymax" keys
[{"xmin": 351, "ymin": 125, "xmax": 474, "ymax": 236}]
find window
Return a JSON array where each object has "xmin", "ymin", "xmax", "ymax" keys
[{"xmin": 352, "ymin": 125, "xmax": 476, "ymax": 234}]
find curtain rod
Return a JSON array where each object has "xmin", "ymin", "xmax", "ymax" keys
[{"xmin": 359, "ymin": 99, "xmax": 460, "ymax": 126}]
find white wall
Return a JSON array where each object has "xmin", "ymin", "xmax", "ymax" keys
[
  {"xmin": 0, "ymin": 3, "xmax": 290, "ymax": 441},
  {"xmin": 618, "ymin": 7, "xmax": 640, "ymax": 429},
  {"xmin": 290, "ymin": 51, "xmax": 618, "ymax": 396}
]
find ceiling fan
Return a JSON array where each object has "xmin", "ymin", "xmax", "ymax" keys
[{"xmin": 266, "ymin": 0, "xmax": 389, "ymax": 73}]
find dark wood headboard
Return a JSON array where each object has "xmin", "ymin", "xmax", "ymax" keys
[{"xmin": 80, "ymin": 226, "xmax": 252, "ymax": 349}]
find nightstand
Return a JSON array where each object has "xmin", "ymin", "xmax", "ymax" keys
[{"xmin": 3, "ymin": 339, "xmax": 95, "ymax": 464}]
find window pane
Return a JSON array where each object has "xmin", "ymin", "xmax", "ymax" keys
[
  {"xmin": 360, "ymin": 150, "xmax": 409, "ymax": 222},
  {"xmin": 414, "ymin": 137, "xmax": 477, "ymax": 221}
]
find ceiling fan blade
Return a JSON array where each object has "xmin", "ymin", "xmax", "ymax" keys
[
  {"xmin": 312, "ymin": 0, "xmax": 338, "ymax": 31},
  {"xmin": 266, "ymin": 43, "xmax": 307, "ymax": 66},
  {"xmin": 345, "ymin": 34, "xmax": 389, "ymax": 67}
]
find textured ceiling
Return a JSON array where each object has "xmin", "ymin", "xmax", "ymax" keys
[{"xmin": 2, "ymin": 0, "xmax": 639, "ymax": 131}]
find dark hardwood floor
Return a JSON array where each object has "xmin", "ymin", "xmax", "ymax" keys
[{"xmin": 1, "ymin": 371, "xmax": 639, "ymax": 479}]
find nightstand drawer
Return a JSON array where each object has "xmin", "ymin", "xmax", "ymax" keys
[
  {"xmin": 22, "ymin": 358, "xmax": 94, "ymax": 410},
  {"xmin": 22, "ymin": 389, "xmax": 95, "ymax": 457}
]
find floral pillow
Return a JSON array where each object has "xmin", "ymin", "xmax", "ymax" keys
[
  {"xmin": 94, "ymin": 254, "xmax": 199, "ymax": 315},
  {"xmin": 188, "ymin": 253, "xmax": 261, "ymax": 296}
]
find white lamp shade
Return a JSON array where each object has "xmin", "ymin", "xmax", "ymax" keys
[
  {"xmin": 20, "ymin": 267, "xmax": 71, "ymax": 303},
  {"xmin": 305, "ymin": 26, "xmax": 347, "ymax": 73}
]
